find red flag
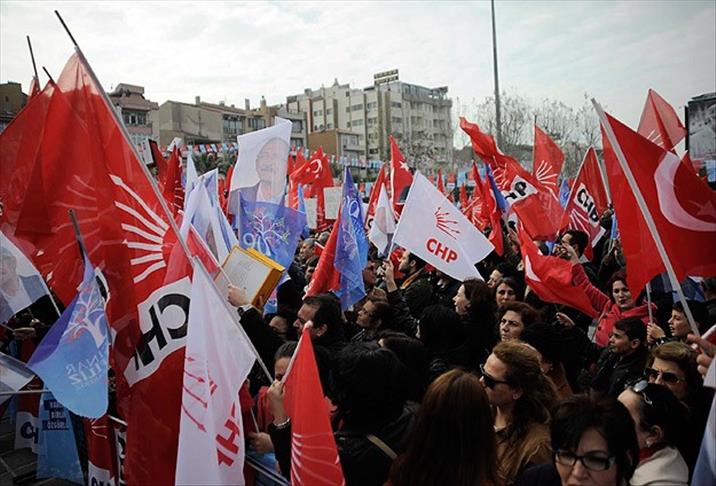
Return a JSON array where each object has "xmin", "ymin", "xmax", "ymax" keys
[
  {"xmin": 0, "ymin": 53, "xmax": 193, "ymax": 483},
  {"xmin": 462, "ymin": 165, "xmax": 488, "ymax": 232},
  {"xmin": 291, "ymin": 147, "xmax": 333, "ymax": 229},
  {"xmin": 305, "ymin": 212, "xmax": 341, "ymax": 297},
  {"xmin": 533, "ymin": 125, "xmax": 564, "ymax": 197},
  {"xmin": 149, "ymin": 139, "xmax": 168, "ymax": 179},
  {"xmin": 560, "ymin": 147, "xmax": 609, "ymax": 249},
  {"xmin": 459, "ymin": 183, "xmax": 468, "ymax": 209},
  {"xmin": 365, "ymin": 165, "xmax": 387, "ymax": 225},
  {"xmin": 389, "ymin": 135, "xmax": 413, "ymax": 215},
  {"xmin": 85, "ymin": 416, "xmax": 117, "ymax": 486},
  {"xmin": 460, "ymin": 117, "xmax": 561, "ymax": 240},
  {"xmin": 518, "ymin": 225, "xmax": 598, "ymax": 317},
  {"xmin": 637, "ymin": 89, "xmax": 686, "ymax": 153},
  {"xmin": 284, "ymin": 326, "xmax": 345, "ymax": 486},
  {"xmin": 601, "ymin": 109, "xmax": 716, "ymax": 294},
  {"xmin": 437, "ymin": 168, "xmax": 446, "ymax": 194},
  {"xmin": 160, "ymin": 147, "xmax": 185, "ymax": 216}
]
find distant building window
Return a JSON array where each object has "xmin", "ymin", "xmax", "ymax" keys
[
  {"xmin": 313, "ymin": 109, "xmax": 323, "ymax": 116},
  {"xmin": 292, "ymin": 120, "xmax": 303, "ymax": 132},
  {"xmin": 391, "ymin": 117, "xmax": 402, "ymax": 123},
  {"xmin": 326, "ymin": 108, "xmax": 332, "ymax": 115},
  {"xmin": 350, "ymin": 119, "xmax": 363, "ymax": 127},
  {"xmin": 366, "ymin": 102, "xmax": 377, "ymax": 109},
  {"xmin": 351, "ymin": 104, "xmax": 363, "ymax": 111},
  {"xmin": 391, "ymin": 101, "xmax": 402, "ymax": 108},
  {"xmin": 346, "ymin": 107, "xmax": 351, "ymax": 113},
  {"xmin": 327, "ymin": 123, "xmax": 333, "ymax": 129}
]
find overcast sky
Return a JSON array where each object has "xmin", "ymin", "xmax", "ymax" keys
[{"xmin": 1, "ymin": 1, "xmax": 714, "ymax": 137}]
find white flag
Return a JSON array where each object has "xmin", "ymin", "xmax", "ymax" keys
[
  {"xmin": 1, "ymin": 232, "xmax": 52, "ymax": 323},
  {"xmin": 368, "ymin": 184, "xmax": 396, "ymax": 256},
  {"xmin": 393, "ymin": 172, "xmax": 493, "ymax": 281},
  {"xmin": 184, "ymin": 152, "xmax": 200, "ymax": 211},
  {"xmin": 175, "ymin": 262, "xmax": 256, "ymax": 485}
]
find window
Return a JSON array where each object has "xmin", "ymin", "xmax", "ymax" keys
[
  {"xmin": 313, "ymin": 109, "xmax": 323, "ymax": 116},
  {"xmin": 350, "ymin": 119, "xmax": 363, "ymax": 127},
  {"xmin": 366, "ymin": 102, "xmax": 377, "ymax": 109},
  {"xmin": 391, "ymin": 117, "xmax": 402, "ymax": 123},
  {"xmin": 391, "ymin": 101, "xmax": 402, "ymax": 108},
  {"xmin": 326, "ymin": 108, "xmax": 332, "ymax": 115},
  {"xmin": 327, "ymin": 123, "xmax": 333, "ymax": 129},
  {"xmin": 351, "ymin": 104, "xmax": 363, "ymax": 111},
  {"xmin": 367, "ymin": 117, "xmax": 377, "ymax": 126},
  {"xmin": 292, "ymin": 120, "xmax": 303, "ymax": 132},
  {"xmin": 346, "ymin": 106, "xmax": 351, "ymax": 113}
]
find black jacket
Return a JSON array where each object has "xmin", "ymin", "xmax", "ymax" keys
[
  {"xmin": 269, "ymin": 405, "xmax": 417, "ymax": 486},
  {"xmin": 591, "ymin": 346, "xmax": 648, "ymax": 397},
  {"xmin": 400, "ymin": 270, "xmax": 434, "ymax": 319}
]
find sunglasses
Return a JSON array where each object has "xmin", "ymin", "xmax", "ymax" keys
[
  {"xmin": 479, "ymin": 364, "xmax": 510, "ymax": 389},
  {"xmin": 555, "ymin": 450, "xmax": 616, "ymax": 472},
  {"xmin": 630, "ymin": 379, "xmax": 654, "ymax": 407},
  {"xmin": 644, "ymin": 367, "xmax": 684, "ymax": 384}
]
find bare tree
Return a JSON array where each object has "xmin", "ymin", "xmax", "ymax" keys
[{"xmin": 473, "ymin": 92, "xmax": 531, "ymax": 154}]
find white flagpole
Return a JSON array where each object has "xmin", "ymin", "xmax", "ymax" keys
[{"xmin": 593, "ymin": 99, "xmax": 700, "ymax": 336}]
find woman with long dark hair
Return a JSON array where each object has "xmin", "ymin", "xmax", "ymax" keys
[
  {"xmin": 389, "ymin": 369, "xmax": 499, "ymax": 486},
  {"xmin": 453, "ymin": 278, "xmax": 497, "ymax": 366}
]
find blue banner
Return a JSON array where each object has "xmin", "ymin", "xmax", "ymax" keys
[{"xmin": 36, "ymin": 392, "xmax": 84, "ymax": 484}]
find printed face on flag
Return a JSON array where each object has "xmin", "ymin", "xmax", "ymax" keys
[
  {"xmin": 232, "ymin": 118, "xmax": 292, "ymax": 204},
  {"xmin": 1, "ymin": 232, "xmax": 51, "ymax": 323}
]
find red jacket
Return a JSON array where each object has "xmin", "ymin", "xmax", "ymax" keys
[{"xmin": 572, "ymin": 265, "xmax": 654, "ymax": 347}]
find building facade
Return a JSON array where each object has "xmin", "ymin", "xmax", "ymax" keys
[
  {"xmin": 285, "ymin": 69, "xmax": 453, "ymax": 163},
  {"xmin": 0, "ymin": 82, "xmax": 28, "ymax": 133},
  {"xmin": 156, "ymin": 96, "xmax": 307, "ymax": 148},
  {"xmin": 107, "ymin": 84, "xmax": 159, "ymax": 147}
]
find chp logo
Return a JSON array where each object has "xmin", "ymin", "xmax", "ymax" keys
[
  {"xmin": 427, "ymin": 206, "xmax": 460, "ymax": 263},
  {"xmin": 568, "ymin": 182, "xmax": 601, "ymax": 231}
]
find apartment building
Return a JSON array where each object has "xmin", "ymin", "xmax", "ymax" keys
[
  {"xmin": 286, "ymin": 69, "xmax": 453, "ymax": 163},
  {"xmin": 107, "ymin": 83, "xmax": 159, "ymax": 147}
]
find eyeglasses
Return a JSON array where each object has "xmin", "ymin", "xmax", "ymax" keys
[
  {"xmin": 644, "ymin": 367, "xmax": 685, "ymax": 384},
  {"xmin": 555, "ymin": 450, "xmax": 616, "ymax": 472},
  {"xmin": 630, "ymin": 379, "xmax": 654, "ymax": 407},
  {"xmin": 479, "ymin": 364, "xmax": 510, "ymax": 389}
]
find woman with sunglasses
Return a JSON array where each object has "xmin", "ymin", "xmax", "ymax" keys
[
  {"xmin": 645, "ymin": 342, "xmax": 711, "ymax": 474},
  {"xmin": 481, "ymin": 341, "xmax": 557, "ymax": 484},
  {"xmin": 516, "ymin": 393, "xmax": 639, "ymax": 486},
  {"xmin": 617, "ymin": 381, "xmax": 689, "ymax": 486}
]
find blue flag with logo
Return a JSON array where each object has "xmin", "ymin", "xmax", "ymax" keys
[
  {"xmin": 238, "ymin": 195, "xmax": 307, "ymax": 271},
  {"xmin": 334, "ymin": 168, "xmax": 369, "ymax": 310},
  {"xmin": 559, "ymin": 179, "xmax": 571, "ymax": 208},
  {"xmin": 297, "ymin": 184, "xmax": 311, "ymax": 238},
  {"xmin": 27, "ymin": 254, "xmax": 109, "ymax": 418},
  {"xmin": 36, "ymin": 392, "xmax": 84, "ymax": 484}
]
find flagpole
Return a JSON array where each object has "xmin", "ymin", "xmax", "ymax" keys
[
  {"xmin": 41, "ymin": 66, "xmax": 55, "ymax": 85},
  {"xmin": 192, "ymin": 257, "xmax": 273, "ymax": 384},
  {"xmin": 26, "ymin": 35, "xmax": 39, "ymax": 83},
  {"xmin": 593, "ymin": 99, "xmax": 700, "ymax": 336},
  {"xmin": 53, "ymin": 10, "xmax": 193, "ymax": 266}
]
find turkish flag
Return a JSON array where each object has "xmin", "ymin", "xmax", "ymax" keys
[
  {"xmin": 560, "ymin": 146, "xmax": 609, "ymax": 250},
  {"xmin": 637, "ymin": 89, "xmax": 686, "ymax": 153},
  {"xmin": 518, "ymin": 225, "xmax": 598, "ymax": 317},
  {"xmin": 305, "ymin": 208, "xmax": 341, "ymax": 297},
  {"xmin": 601, "ymin": 109, "xmax": 716, "ymax": 294},
  {"xmin": 284, "ymin": 326, "xmax": 345, "ymax": 486},
  {"xmin": 365, "ymin": 164, "xmax": 387, "ymax": 227},
  {"xmin": 0, "ymin": 53, "xmax": 193, "ymax": 483},
  {"xmin": 460, "ymin": 117, "xmax": 561, "ymax": 240},
  {"xmin": 389, "ymin": 135, "xmax": 413, "ymax": 215},
  {"xmin": 291, "ymin": 147, "xmax": 333, "ymax": 229},
  {"xmin": 533, "ymin": 125, "xmax": 564, "ymax": 197}
]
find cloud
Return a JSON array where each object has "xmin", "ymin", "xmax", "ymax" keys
[{"xmin": 1, "ymin": 1, "xmax": 713, "ymax": 136}]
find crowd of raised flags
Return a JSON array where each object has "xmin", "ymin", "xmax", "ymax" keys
[{"xmin": 0, "ymin": 44, "xmax": 715, "ymax": 486}]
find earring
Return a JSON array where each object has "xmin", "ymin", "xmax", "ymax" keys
[{"xmin": 646, "ymin": 440, "xmax": 652, "ymax": 448}]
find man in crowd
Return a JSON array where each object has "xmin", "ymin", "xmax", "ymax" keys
[{"xmin": 589, "ymin": 317, "xmax": 648, "ymax": 397}]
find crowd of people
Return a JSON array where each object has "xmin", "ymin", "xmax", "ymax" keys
[
  {"xmin": 2, "ymin": 213, "xmax": 715, "ymax": 486},
  {"xmin": 220, "ymin": 221, "xmax": 716, "ymax": 486}
]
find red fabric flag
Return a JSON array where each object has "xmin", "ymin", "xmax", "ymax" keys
[
  {"xmin": 533, "ymin": 125, "xmax": 564, "ymax": 197},
  {"xmin": 85, "ymin": 416, "xmax": 117, "ymax": 485},
  {"xmin": 0, "ymin": 53, "xmax": 193, "ymax": 483},
  {"xmin": 462, "ymin": 165, "xmax": 488, "ymax": 232},
  {"xmin": 389, "ymin": 135, "xmax": 413, "ymax": 215},
  {"xmin": 601, "ymin": 109, "xmax": 716, "ymax": 294},
  {"xmin": 284, "ymin": 326, "xmax": 345, "ymax": 486},
  {"xmin": 305, "ymin": 212, "xmax": 341, "ymax": 297},
  {"xmin": 149, "ymin": 139, "xmax": 168, "ymax": 179},
  {"xmin": 160, "ymin": 147, "xmax": 185, "ymax": 216},
  {"xmin": 459, "ymin": 183, "xmax": 469, "ymax": 209},
  {"xmin": 637, "ymin": 89, "xmax": 686, "ymax": 153},
  {"xmin": 460, "ymin": 117, "xmax": 561, "ymax": 240},
  {"xmin": 560, "ymin": 147, "xmax": 609, "ymax": 249},
  {"xmin": 365, "ymin": 165, "xmax": 387, "ymax": 226},
  {"xmin": 518, "ymin": 225, "xmax": 598, "ymax": 317},
  {"xmin": 437, "ymin": 168, "xmax": 446, "ymax": 194},
  {"xmin": 291, "ymin": 147, "xmax": 333, "ymax": 229}
]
